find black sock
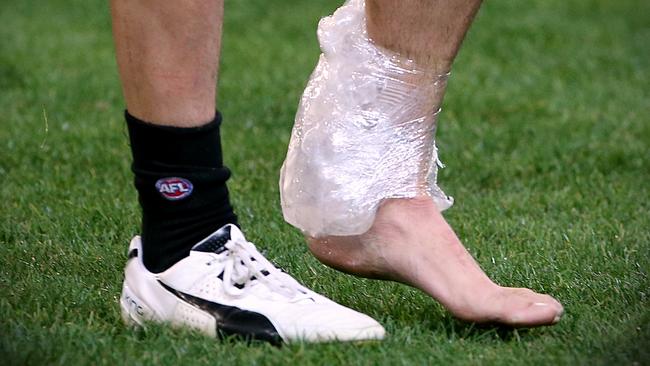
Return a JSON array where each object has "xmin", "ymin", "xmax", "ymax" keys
[{"xmin": 126, "ymin": 111, "xmax": 238, "ymax": 273}]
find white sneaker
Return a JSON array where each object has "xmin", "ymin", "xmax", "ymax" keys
[{"xmin": 120, "ymin": 224, "xmax": 385, "ymax": 344}]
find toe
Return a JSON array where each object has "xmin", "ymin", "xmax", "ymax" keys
[
  {"xmin": 507, "ymin": 289, "xmax": 564, "ymax": 327},
  {"xmin": 535, "ymin": 293, "xmax": 564, "ymax": 321},
  {"xmin": 493, "ymin": 288, "xmax": 564, "ymax": 327},
  {"xmin": 507, "ymin": 301, "xmax": 560, "ymax": 327}
]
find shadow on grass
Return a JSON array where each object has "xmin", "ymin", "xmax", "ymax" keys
[
  {"xmin": 397, "ymin": 302, "xmax": 537, "ymax": 343},
  {"xmin": 439, "ymin": 317, "xmax": 531, "ymax": 342}
]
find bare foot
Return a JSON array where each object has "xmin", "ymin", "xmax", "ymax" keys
[{"xmin": 307, "ymin": 197, "xmax": 564, "ymax": 327}]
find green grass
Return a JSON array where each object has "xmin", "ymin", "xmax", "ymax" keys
[{"xmin": 1, "ymin": 0, "xmax": 649, "ymax": 364}]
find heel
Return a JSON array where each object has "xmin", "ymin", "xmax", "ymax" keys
[{"xmin": 120, "ymin": 283, "xmax": 153, "ymax": 327}]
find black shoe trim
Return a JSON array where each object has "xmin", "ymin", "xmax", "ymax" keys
[
  {"xmin": 158, "ymin": 280, "xmax": 282, "ymax": 345},
  {"xmin": 128, "ymin": 248, "xmax": 139, "ymax": 259},
  {"xmin": 192, "ymin": 225, "xmax": 232, "ymax": 254},
  {"xmin": 215, "ymin": 271, "xmax": 245, "ymax": 289}
]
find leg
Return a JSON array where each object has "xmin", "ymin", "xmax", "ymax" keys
[
  {"xmin": 366, "ymin": 0, "xmax": 481, "ymax": 72},
  {"xmin": 111, "ymin": 0, "xmax": 237, "ymax": 272},
  {"xmin": 111, "ymin": 0, "xmax": 223, "ymax": 126},
  {"xmin": 112, "ymin": 0, "xmax": 386, "ymax": 343},
  {"xmin": 307, "ymin": 0, "xmax": 564, "ymax": 327}
]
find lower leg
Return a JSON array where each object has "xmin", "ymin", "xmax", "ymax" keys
[
  {"xmin": 111, "ymin": 0, "xmax": 237, "ymax": 272},
  {"xmin": 111, "ymin": 0, "xmax": 223, "ymax": 126},
  {"xmin": 366, "ymin": 0, "xmax": 482, "ymax": 73},
  {"xmin": 308, "ymin": 0, "xmax": 563, "ymax": 326}
]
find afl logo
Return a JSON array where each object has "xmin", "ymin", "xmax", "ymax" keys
[{"xmin": 155, "ymin": 177, "xmax": 193, "ymax": 201}]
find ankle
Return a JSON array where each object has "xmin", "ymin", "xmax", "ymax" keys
[
  {"xmin": 126, "ymin": 111, "xmax": 237, "ymax": 273},
  {"xmin": 374, "ymin": 196, "xmax": 441, "ymax": 229},
  {"xmin": 382, "ymin": 196, "xmax": 439, "ymax": 212}
]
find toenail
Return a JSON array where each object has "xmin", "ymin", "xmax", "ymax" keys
[{"xmin": 552, "ymin": 314, "xmax": 562, "ymax": 324}]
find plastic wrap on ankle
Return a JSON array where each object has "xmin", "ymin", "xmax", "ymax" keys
[{"xmin": 280, "ymin": 0, "xmax": 453, "ymax": 237}]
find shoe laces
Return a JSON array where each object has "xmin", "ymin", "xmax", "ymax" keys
[{"xmin": 213, "ymin": 237, "xmax": 311, "ymax": 300}]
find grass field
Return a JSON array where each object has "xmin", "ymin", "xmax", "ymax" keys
[{"xmin": 1, "ymin": 0, "xmax": 649, "ymax": 364}]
